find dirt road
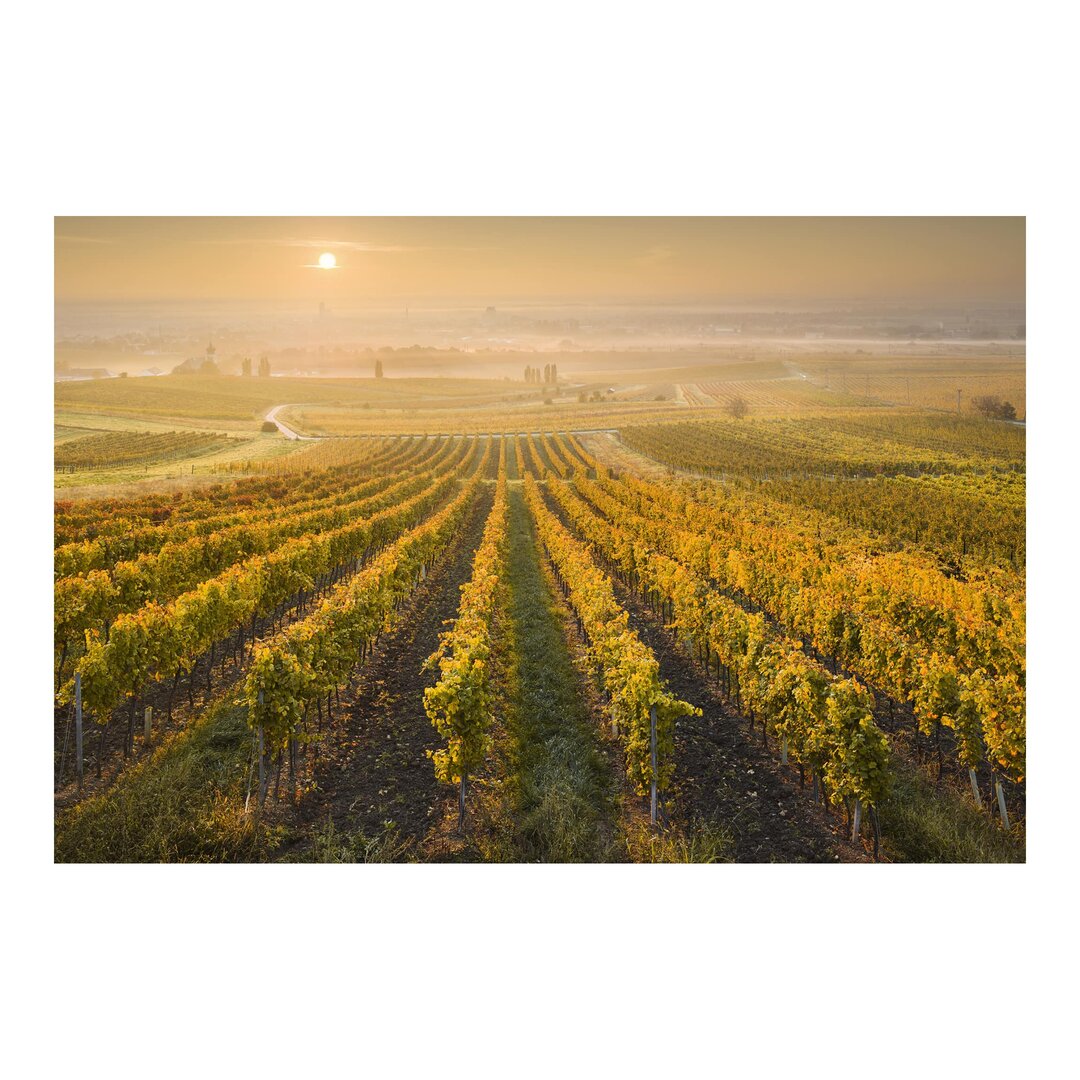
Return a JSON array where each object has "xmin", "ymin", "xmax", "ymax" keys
[{"xmin": 264, "ymin": 404, "xmax": 318, "ymax": 440}]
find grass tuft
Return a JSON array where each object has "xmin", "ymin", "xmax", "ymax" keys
[
  {"xmin": 624, "ymin": 819, "xmax": 734, "ymax": 863},
  {"xmin": 298, "ymin": 819, "xmax": 415, "ymax": 863},
  {"xmin": 878, "ymin": 762, "xmax": 1024, "ymax": 863},
  {"xmin": 55, "ymin": 701, "xmax": 258, "ymax": 863}
]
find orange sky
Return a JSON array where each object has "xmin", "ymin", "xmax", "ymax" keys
[{"xmin": 55, "ymin": 217, "xmax": 1025, "ymax": 304}]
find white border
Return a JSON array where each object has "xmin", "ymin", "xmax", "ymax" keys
[{"xmin": 8, "ymin": 3, "xmax": 1074, "ymax": 1077}]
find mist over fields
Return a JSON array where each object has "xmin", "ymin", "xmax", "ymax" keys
[{"xmin": 56, "ymin": 297, "xmax": 1025, "ymax": 381}]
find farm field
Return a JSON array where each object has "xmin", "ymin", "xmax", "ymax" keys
[
  {"xmin": 791, "ymin": 350, "xmax": 1026, "ymax": 417},
  {"xmin": 53, "ymin": 347, "xmax": 1027, "ymax": 462},
  {"xmin": 54, "ymin": 410, "xmax": 1025, "ymax": 863}
]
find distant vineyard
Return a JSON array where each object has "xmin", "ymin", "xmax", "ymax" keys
[
  {"xmin": 680, "ymin": 378, "xmax": 848, "ymax": 411},
  {"xmin": 214, "ymin": 435, "xmax": 458, "ymax": 474},
  {"xmin": 54, "ymin": 430, "xmax": 234, "ymax": 471},
  {"xmin": 793, "ymin": 355, "xmax": 1026, "ymax": 419},
  {"xmin": 619, "ymin": 413, "xmax": 1025, "ymax": 479},
  {"xmin": 745, "ymin": 472, "xmax": 1025, "ymax": 569}
]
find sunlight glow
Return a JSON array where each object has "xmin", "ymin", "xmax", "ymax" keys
[{"xmin": 317, "ymin": 252, "xmax": 337, "ymax": 270}]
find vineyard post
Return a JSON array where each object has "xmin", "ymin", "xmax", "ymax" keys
[
  {"xmin": 649, "ymin": 704, "xmax": 658, "ymax": 826},
  {"xmin": 256, "ymin": 690, "xmax": 266, "ymax": 818},
  {"xmin": 144, "ymin": 705, "xmax": 152, "ymax": 744},
  {"xmin": 852, "ymin": 798, "xmax": 862, "ymax": 842},
  {"xmin": 996, "ymin": 781, "xmax": 1010, "ymax": 830},
  {"xmin": 968, "ymin": 768, "xmax": 982, "ymax": 808},
  {"xmin": 74, "ymin": 672, "xmax": 83, "ymax": 795},
  {"xmin": 781, "ymin": 736, "xmax": 788, "ymax": 766}
]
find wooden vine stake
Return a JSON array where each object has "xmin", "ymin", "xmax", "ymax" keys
[
  {"xmin": 256, "ymin": 690, "xmax": 267, "ymax": 820},
  {"xmin": 649, "ymin": 704, "xmax": 658, "ymax": 826},
  {"xmin": 996, "ymin": 781, "xmax": 1010, "ymax": 830},
  {"xmin": 968, "ymin": 768, "xmax": 982, "ymax": 808},
  {"xmin": 74, "ymin": 671, "xmax": 83, "ymax": 796},
  {"xmin": 781, "ymin": 736, "xmax": 788, "ymax": 766},
  {"xmin": 851, "ymin": 798, "xmax": 862, "ymax": 842},
  {"xmin": 144, "ymin": 705, "xmax": 153, "ymax": 744}
]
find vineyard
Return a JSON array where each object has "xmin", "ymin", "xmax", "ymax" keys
[
  {"xmin": 54, "ymin": 418, "xmax": 1025, "ymax": 863},
  {"xmin": 679, "ymin": 377, "xmax": 849, "ymax": 411},
  {"xmin": 619, "ymin": 413, "xmax": 1025, "ymax": 479},
  {"xmin": 54, "ymin": 429, "xmax": 236, "ymax": 471}
]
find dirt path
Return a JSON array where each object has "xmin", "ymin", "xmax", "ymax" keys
[
  {"xmin": 279, "ymin": 488, "xmax": 493, "ymax": 856},
  {"xmin": 264, "ymin": 404, "xmax": 319, "ymax": 440}
]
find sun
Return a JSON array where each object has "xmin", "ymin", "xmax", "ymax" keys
[{"xmin": 317, "ymin": 252, "xmax": 337, "ymax": 270}]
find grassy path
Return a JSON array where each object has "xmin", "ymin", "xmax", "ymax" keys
[{"xmin": 487, "ymin": 486, "xmax": 621, "ymax": 861}]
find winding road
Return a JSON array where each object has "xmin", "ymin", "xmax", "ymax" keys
[{"xmin": 264, "ymin": 404, "xmax": 318, "ymax": 440}]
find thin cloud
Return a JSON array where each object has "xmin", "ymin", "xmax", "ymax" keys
[
  {"xmin": 192, "ymin": 236, "xmax": 420, "ymax": 253},
  {"xmin": 282, "ymin": 238, "xmax": 419, "ymax": 253},
  {"xmin": 635, "ymin": 245, "xmax": 677, "ymax": 267},
  {"xmin": 55, "ymin": 234, "xmax": 114, "ymax": 244}
]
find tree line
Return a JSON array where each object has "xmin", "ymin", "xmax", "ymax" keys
[{"xmin": 524, "ymin": 363, "xmax": 558, "ymax": 385}]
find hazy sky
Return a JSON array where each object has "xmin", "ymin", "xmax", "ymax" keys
[{"xmin": 55, "ymin": 217, "xmax": 1025, "ymax": 304}]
